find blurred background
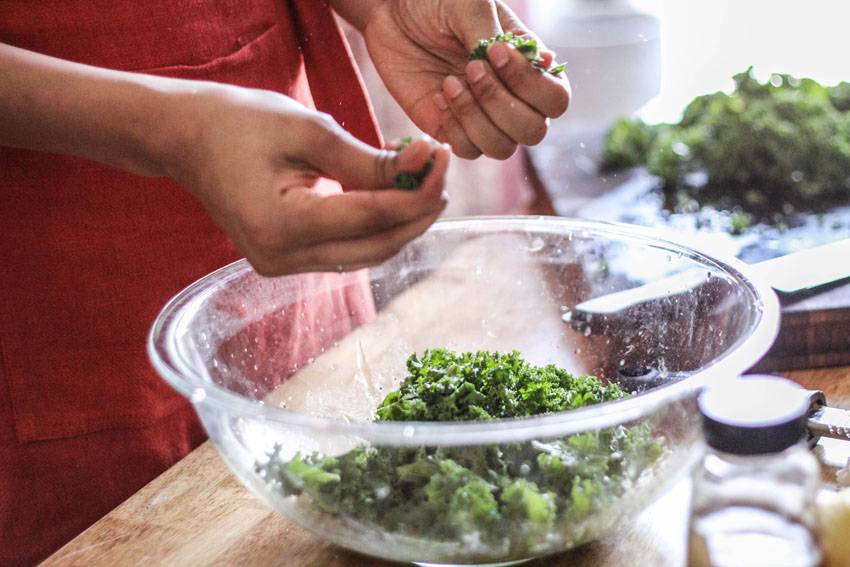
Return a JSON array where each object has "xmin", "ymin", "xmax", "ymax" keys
[{"xmin": 344, "ymin": 0, "xmax": 850, "ymax": 222}]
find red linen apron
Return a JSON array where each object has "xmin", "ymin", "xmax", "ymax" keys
[{"xmin": 0, "ymin": 1, "xmax": 380, "ymax": 563}]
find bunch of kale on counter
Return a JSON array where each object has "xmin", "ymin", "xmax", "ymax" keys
[
  {"xmin": 602, "ymin": 68, "xmax": 850, "ymax": 227},
  {"xmin": 258, "ymin": 349, "xmax": 662, "ymax": 555}
]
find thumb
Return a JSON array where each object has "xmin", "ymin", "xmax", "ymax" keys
[
  {"xmin": 306, "ymin": 118, "xmax": 443, "ymax": 190},
  {"xmin": 449, "ymin": 0, "xmax": 503, "ymax": 52},
  {"xmin": 496, "ymin": 3, "xmax": 553, "ymax": 58}
]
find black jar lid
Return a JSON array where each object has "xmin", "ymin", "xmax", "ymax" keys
[{"xmin": 698, "ymin": 375, "xmax": 810, "ymax": 455}]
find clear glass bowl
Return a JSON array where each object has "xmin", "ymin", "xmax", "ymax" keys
[{"xmin": 148, "ymin": 216, "xmax": 779, "ymax": 565}]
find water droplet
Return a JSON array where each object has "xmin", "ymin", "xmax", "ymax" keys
[{"xmin": 528, "ymin": 237, "xmax": 545, "ymax": 253}]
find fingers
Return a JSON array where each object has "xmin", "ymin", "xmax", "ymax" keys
[
  {"xmin": 442, "ymin": 75, "xmax": 517, "ymax": 160},
  {"xmin": 465, "ymin": 59, "xmax": 549, "ymax": 146},
  {"xmin": 441, "ymin": 59, "xmax": 555, "ymax": 158},
  {"xmin": 486, "ymin": 41, "xmax": 570, "ymax": 118},
  {"xmin": 241, "ymin": 147, "xmax": 451, "ymax": 276},
  {"xmin": 430, "ymin": 0, "xmax": 570, "ymax": 159},
  {"xmin": 452, "ymin": 0, "xmax": 502, "ymax": 51},
  {"xmin": 271, "ymin": 208, "xmax": 444, "ymax": 276},
  {"xmin": 431, "ymin": 93, "xmax": 482, "ymax": 160},
  {"xmin": 287, "ymin": 146, "xmax": 450, "ymax": 242},
  {"xmin": 299, "ymin": 114, "xmax": 437, "ymax": 190}
]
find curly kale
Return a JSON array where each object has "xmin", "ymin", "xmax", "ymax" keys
[
  {"xmin": 469, "ymin": 32, "xmax": 566, "ymax": 76},
  {"xmin": 377, "ymin": 349, "xmax": 625, "ymax": 421},
  {"xmin": 391, "ymin": 136, "xmax": 434, "ymax": 191},
  {"xmin": 258, "ymin": 350, "xmax": 662, "ymax": 555},
  {"xmin": 602, "ymin": 68, "xmax": 850, "ymax": 224}
]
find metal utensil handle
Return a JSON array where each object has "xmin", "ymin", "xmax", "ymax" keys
[{"xmin": 807, "ymin": 390, "xmax": 850, "ymax": 444}]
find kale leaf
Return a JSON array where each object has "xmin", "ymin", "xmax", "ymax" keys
[
  {"xmin": 392, "ymin": 136, "xmax": 434, "ymax": 191},
  {"xmin": 469, "ymin": 32, "xmax": 566, "ymax": 77}
]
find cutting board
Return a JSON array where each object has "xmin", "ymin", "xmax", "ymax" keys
[{"xmin": 524, "ymin": 142, "xmax": 850, "ymax": 372}]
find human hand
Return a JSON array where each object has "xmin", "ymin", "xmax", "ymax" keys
[
  {"xmin": 161, "ymin": 84, "xmax": 450, "ymax": 276},
  {"xmin": 358, "ymin": 0, "xmax": 571, "ymax": 160}
]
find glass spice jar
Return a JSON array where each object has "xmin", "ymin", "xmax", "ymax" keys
[{"xmin": 688, "ymin": 375, "xmax": 822, "ymax": 567}]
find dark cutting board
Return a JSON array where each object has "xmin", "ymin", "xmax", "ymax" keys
[{"xmin": 525, "ymin": 139, "xmax": 850, "ymax": 372}]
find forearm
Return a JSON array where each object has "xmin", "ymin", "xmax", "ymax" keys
[
  {"xmin": 328, "ymin": 0, "xmax": 383, "ymax": 32},
  {"xmin": 0, "ymin": 43, "xmax": 203, "ymax": 177}
]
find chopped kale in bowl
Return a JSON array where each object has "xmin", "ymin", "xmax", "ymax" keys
[{"xmin": 258, "ymin": 350, "xmax": 662, "ymax": 557}]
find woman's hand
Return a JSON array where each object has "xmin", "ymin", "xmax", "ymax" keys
[
  {"xmin": 162, "ymin": 85, "xmax": 450, "ymax": 276},
  {"xmin": 336, "ymin": 0, "xmax": 571, "ymax": 160},
  {"xmin": 0, "ymin": 43, "xmax": 449, "ymax": 277}
]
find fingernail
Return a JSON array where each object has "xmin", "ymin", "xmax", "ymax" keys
[
  {"xmin": 444, "ymin": 75, "xmax": 464, "ymax": 100},
  {"xmin": 466, "ymin": 60, "xmax": 487, "ymax": 84},
  {"xmin": 489, "ymin": 42, "xmax": 510, "ymax": 69},
  {"xmin": 433, "ymin": 93, "xmax": 449, "ymax": 111}
]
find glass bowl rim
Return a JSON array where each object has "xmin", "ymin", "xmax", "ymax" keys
[{"xmin": 147, "ymin": 216, "xmax": 780, "ymax": 446}]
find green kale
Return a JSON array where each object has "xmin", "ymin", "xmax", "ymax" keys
[
  {"xmin": 601, "ymin": 117, "xmax": 663, "ymax": 170},
  {"xmin": 602, "ymin": 68, "xmax": 850, "ymax": 228},
  {"xmin": 258, "ymin": 350, "xmax": 662, "ymax": 556},
  {"xmin": 469, "ymin": 32, "xmax": 566, "ymax": 77},
  {"xmin": 377, "ymin": 349, "xmax": 625, "ymax": 422},
  {"xmin": 392, "ymin": 136, "xmax": 434, "ymax": 191}
]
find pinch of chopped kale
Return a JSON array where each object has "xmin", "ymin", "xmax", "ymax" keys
[
  {"xmin": 258, "ymin": 349, "xmax": 662, "ymax": 556},
  {"xmin": 469, "ymin": 32, "xmax": 566, "ymax": 77},
  {"xmin": 392, "ymin": 136, "xmax": 434, "ymax": 191}
]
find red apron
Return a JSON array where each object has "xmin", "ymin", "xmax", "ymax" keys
[{"xmin": 0, "ymin": 1, "xmax": 380, "ymax": 563}]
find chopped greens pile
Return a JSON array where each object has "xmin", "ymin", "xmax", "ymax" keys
[
  {"xmin": 392, "ymin": 136, "xmax": 433, "ymax": 191},
  {"xmin": 469, "ymin": 32, "xmax": 566, "ymax": 76},
  {"xmin": 258, "ymin": 349, "xmax": 662, "ymax": 555},
  {"xmin": 602, "ymin": 68, "xmax": 850, "ymax": 226}
]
